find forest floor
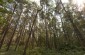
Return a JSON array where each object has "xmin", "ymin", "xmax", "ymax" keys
[{"xmin": 0, "ymin": 45, "xmax": 85, "ymax": 55}]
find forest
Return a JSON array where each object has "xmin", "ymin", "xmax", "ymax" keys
[{"xmin": 0, "ymin": 0, "xmax": 85, "ymax": 55}]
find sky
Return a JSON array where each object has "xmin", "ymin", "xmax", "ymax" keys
[
  {"xmin": 29, "ymin": 0, "xmax": 85, "ymax": 7},
  {"xmin": 26, "ymin": 0, "xmax": 85, "ymax": 23},
  {"xmin": 73, "ymin": 0, "xmax": 85, "ymax": 6},
  {"xmin": 73, "ymin": 0, "xmax": 85, "ymax": 10}
]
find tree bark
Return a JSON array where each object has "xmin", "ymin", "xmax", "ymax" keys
[{"xmin": 6, "ymin": 11, "xmax": 22, "ymax": 51}]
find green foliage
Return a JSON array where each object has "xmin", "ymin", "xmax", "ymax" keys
[
  {"xmin": 26, "ymin": 47, "xmax": 57, "ymax": 55},
  {"xmin": 7, "ymin": 0, "xmax": 13, "ymax": 3},
  {"xmin": 0, "ymin": 8, "xmax": 12, "ymax": 13},
  {"xmin": 0, "ymin": 16, "xmax": 7, "ymax": 26},
  {"xmin": 0, "ymin": 0, "xmax": 85, "ymax": 55},
  {"xmin": 0, "ymin": 46, "xmax": 85, "ymax": 55},
  {"xmin": 0, "ymin": 0, "xmax": 5, "ymax": 5},
  {"xmin": 0, "ymin": 0, "xmax": 13, "ymax": 4}
]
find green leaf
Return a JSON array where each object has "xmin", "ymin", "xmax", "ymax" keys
[
  {"xmin": 7, "ymin": 0, "xmax": 13, "ymax": 3},
  {"xmin": 0, "ymin": 16, "xmax": 7, "ymax": 26},
  {"xmin": 0, "ymin": 0, "xmax": 5, "ymax": 5},
  {"xmin": 0, "ymin": 7, "xmax": 12, "ymax": 14}
]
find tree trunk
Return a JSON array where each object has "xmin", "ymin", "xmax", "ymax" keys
[
  {"xmin": 6, "ymin": 11, "xmax": 22, "ymax": 51},
  {"xmin": 0, "ymin": 4, "xmax": 17, "ymax": 49},
  {"xmin": 60, "ymin": 0, "xmax": 85, "ymax": 46}
]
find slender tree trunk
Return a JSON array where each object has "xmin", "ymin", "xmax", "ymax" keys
[
  {"xmin": 23, "ymin": 27, "xmax": 33, "ymax": 55},
  {"xmin": 60, "ymin": 0, "xmax": 85, "ymax": 46},
  {"xmin": 14, "ymin": 28, "xmax": 22, "ymax": 51},
  {"xmin": 23, "ymin": 15, "xmax": 36, "ymax": 55},
  {"xmin": 6, "ymin": 11, "xmax": 22, "ymax": 51},
  {"xmin": 0, "ymin": 4, "xmax": 17, "ymax": 49},
  {"xmin": 60, "ymin": 16, "xmax": 70, "ymax": 44},
  {"xmin": 14, "ymin": 15, "xmax": 27, "ymax": 51},
  {"xmin": 0, "ymin": 25, "xmax": 9, "ymax": 49},
  {"xmin": 69, "ymin": 17, "xmax": 85, "ymax": 46},
  {"xmin": 23, "ymin": 9, "xmax": 41, "ymax": 55},
  {"xmin": 45, "ymin": 18, "xmax": 49, "ymax": 48}
]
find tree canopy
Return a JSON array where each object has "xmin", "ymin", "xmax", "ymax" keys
[{"xmin": 0, "ymin": 0, "xmax": 85, "ymax": 55}]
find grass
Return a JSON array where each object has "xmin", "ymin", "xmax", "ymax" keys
[{"xmin": 0, "ymin": 45, "xmax": 85, "ymax": 55}]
